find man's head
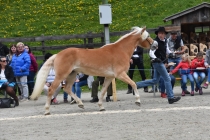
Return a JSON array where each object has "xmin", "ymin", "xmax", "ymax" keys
[
  {"xmin": 170, "ymin": 30, "xmax": 178, "ymax": 40},
  {"xmin": 0, "ymin": 56, "xmax": 7, "ymax": 66},
  {"xmin": 155, "ymin": 27, "xmax": 168, "ymax": 40}
]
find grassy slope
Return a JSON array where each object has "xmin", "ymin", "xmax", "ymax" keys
[{"xmin": 0, "ymin": 0, "xmax": 208, "ymax": 90}]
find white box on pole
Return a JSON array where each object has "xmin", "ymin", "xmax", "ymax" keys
[{"xmin": 99, "ymin": 4, "xmax": 112, "ymax": 24}]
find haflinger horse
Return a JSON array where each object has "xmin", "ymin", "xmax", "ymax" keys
[{"xmin": 30, "ymin": 26, "xmax": 156, "ymax": 115}]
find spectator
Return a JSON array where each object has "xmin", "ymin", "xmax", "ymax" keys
[
  {"xmin": 191, "ymin": 52, "xmax": 205, "ymax": 95},
  {"xmin": 10, "ymin": 42, "xmax": 31, "ymax": 102},
  {"xmin": 25, "ymin": 45, "xmax": 38, "ymax": 97},
  {"xmin": 136, "ymin": 27, "xmax": 181, "ymax": 104},
  {"xmin": 167, "ymin": 30, "xmax": 190, "ymax": 95},
  {"xmin": 0, "ymin": 56, "xmax": 19, "ymax": 106},
  {"xmin": 202, "ymin": 49, "xmax": 210, "ymax": 89},
  {"xmin": 70, "ymin": 73, "xmax": 88, "ymax": 104},
  {"xmin": 6, "ymin": 44, "xmax": 17, "ymax": 65},
  {"xmin": 126, "ymin": 47, "xmax": 148, "ymax": 94},
  {"xmin": 0, "ymin": 42, "xmax": 9, "ymax": 57},
  {"xmin": 41, "ymin": 53, "xmax": 61, "ymax": 104},
  {"xmin": 90, "ymin": 76, "xmax": 112, "ymax": 103},
  {"xmin": 169, "ymin": 54, "xmax": 194, "ymax": 96}
]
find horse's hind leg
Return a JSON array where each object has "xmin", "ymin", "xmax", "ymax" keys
[
  {"xmin": 116, "ymin": 72, "xmax": 141, "ymax": 106},
  {"xmin": 98, "ymin": 77, "xmax": 113, "ymax": 111},
  {"xmin": 63, "ymin": 72, "xmax": 84, "ymax": 109},
  {"xmin": 45, "ymin": 79, "xmax": 62, "ymax": 115}
]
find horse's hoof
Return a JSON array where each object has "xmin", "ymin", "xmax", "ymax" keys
[
  {"xmin": 100, "ymin": 108, "xmax": 106, "ymax": 111},
  {"xmin": 44, "ymin": 112, "xmax": 51, "ymax": 115},
  {"xmin": 78, "ymin": 104, "xmax": 84, "ymax": 109},
  {"xmin": 135, "ymin": 102, "xmax": 141, "ymax": 106}
]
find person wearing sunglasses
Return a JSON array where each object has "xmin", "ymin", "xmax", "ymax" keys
[{"xmin": 0, "ymin": 56, "xmax": 19, "ymax": 106}]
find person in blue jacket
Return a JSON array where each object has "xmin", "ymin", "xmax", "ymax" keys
[{"xmin": 10, "ymin": 42, "xmax": 31, "ymax": 102}]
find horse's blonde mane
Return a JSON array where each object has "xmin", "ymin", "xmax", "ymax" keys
[{"xmin": 115, "ymin": 26, "xmax": 149, "ymax": 43}]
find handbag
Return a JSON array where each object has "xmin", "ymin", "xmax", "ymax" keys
[{"xmin": 0, "ymin": 98, "xmax": 15, "ymax": 108}]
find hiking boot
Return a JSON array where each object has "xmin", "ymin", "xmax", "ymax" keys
[
  {"xmin": 144, "ymin": 87, "xmax": 148, "ymax": 92},
  {"xmin": 199, "ymin": 88, "xmax": 203, "ymax": 95},
  {"xmin": 161, "ymin": 93, "xmax": 167, "ymax": 98},
  {"xmin": 90, "ymin": 97, "xmax": 99, "ymax": 103},
  {"xmin": 168, "ymin": 97, "xmax": 181, "ymax": 104},
  {"xmin": 181, "ymin": 91, "xmax": 185, "ymax": 96},
  {"xmin": 202, "ymin": 83, "xmax": 208, "ymax": 89},
  {"xmin": 184, "ymin": 90, "xmax": 190, "ymax": 94},
  {"xmin": 190, "ymin": 91, "xmax": 194, "ymax": 96},
  {"xmin": 51, "ymin": 98, "xmax": 59, "ymax": 105},
  {"xmin": 126, "ymin": 89, "xmax": 132, "ymax": 94},
  {"xmin": 106, "ymin": 96, "xmax": 111, "ymax": 102},
  {"xmin": 64, "ymin": 99, "xmax": 68, "ymax": 103}
]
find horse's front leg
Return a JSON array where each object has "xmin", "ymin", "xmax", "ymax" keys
[
  {"xmin": 117, "ymin": 72, "xmax": 140, "ymax": 106},
  {"xmin": 98, "ymin": 78, "xmax": 113, "ymax": 111}
]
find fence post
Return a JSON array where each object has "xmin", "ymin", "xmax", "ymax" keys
[
  {"xmin": 87, "ymin": 31, "xmax": 94, "ymax": 49},
  {"xmin": 41, "ymin": 34, "xmax": 45, "ymax": 56}
]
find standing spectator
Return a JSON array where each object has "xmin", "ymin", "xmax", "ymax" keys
[
  {"xmin": 6, "ymin": 44, "xmax": 17, "ymax": 65},
  {"xmin": 169, "ymin": 54, "xmax": 194, "ymax": 96},
  {"xmin": 126, "ymin": 47, "xmax": 148, "ymax": 94},
  {"xmin": 0, "ymin": 56, "xmax": 19, "ymax": 106},
  {"xmin": 191, "ymin": 52, "xmax": 205, "ymax": 95},
  {"xmin": 25, "ymin": 45, "xmax": 38, "ymax": 97},
  {"xmin": 167, "ymin": 30, "xmax": 190, "ymax": 95},
  {"xmin": 10, "ymin": 42, "xmax": 31, "ymax": 102},
  {"xmin": 202, "ymin": 49, "xmax": 210, "ymax": 89},
  {"xmin": 136, "ymin": 27, "xmax": 181, "ymax": 104},
  {"xmin": 0, "ymin": 42, "xmax": 9, "ymax": 56},
  {"xmin": 6, "ymin": 44, "xmax": 21, "ymax": 97},
  {"xmin": 90, "ymin": 76, "xmax": 112, "ymax": 102}
]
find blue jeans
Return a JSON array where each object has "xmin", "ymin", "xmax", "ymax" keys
[
  {"xmin": 193, "ymin": 71, "xmax": 206, "ymax": 89},
  {"xmin": 181, "ymin": 74, "xmax": 194, "ymax": 91},
  {"xmin": 160, "ymin": 75, "xmax": 175, "ymax": 93},
  {"xmin": 136, "ymin": 62, "xmax": 174, "ymax": 99},
  {"xmin": 27, "ymin": 71, "xmax": 36, "ymax": 95},
  {"xmin": 206, "ymin": 68, "xmax": 210, "ymax": 82},
  {"xmin": 63, "ymin": 80, "xmax": 88, "ymax": 99}
]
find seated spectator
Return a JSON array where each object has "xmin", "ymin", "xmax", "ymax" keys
[
  {"xmin": 191, "ymin": 52, "xmax": 205, "ymax": 95},
  {"xmin": 0, "ymin": 56, "xmax": 19, "ymax": 106},
  {"xmin": 90, "ymin": 76, "xmax": 112, "ymax": 103},
  {"xmin": 41, "ymin": 53, "xmax": 61, "ymax": 104},
  {"xmin": 169, "ymin": 54, "xmax": 194, "ymax": 96},
  {"xmin": 25, "ymin": 45, "xmax": 38, "ymax": 96},
  {"xmin": 10, "ymin": 42, "xmax": 31, "ymax": 102},
  {"xmin": 0, "ymin": 42, "xmax": 9, "ymax": 57},
  {"xmin": 70, "ymin": 73, "xmax": 88, "ymax": 104},
  {"xmin": 202, "ymin": 49, "xmax": 210, "ymax": 89}
]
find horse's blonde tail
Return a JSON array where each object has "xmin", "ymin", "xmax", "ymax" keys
[{"xmin": 30, "ymin": 54, "xmax": 57, "ymax": 100}]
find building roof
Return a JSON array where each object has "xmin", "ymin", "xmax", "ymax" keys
[{"xmin": 163, "ymin": 2, "xmax": 210, "ymax": 22}]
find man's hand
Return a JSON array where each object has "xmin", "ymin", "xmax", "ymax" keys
[{"xmin": 130, "ymin": 59, "xmax": 133, "ymax": 64}]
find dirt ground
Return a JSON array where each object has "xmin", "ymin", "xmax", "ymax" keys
[{"xmin": 1, "ymin": 86, "xmax": 210, "ymax": 140}]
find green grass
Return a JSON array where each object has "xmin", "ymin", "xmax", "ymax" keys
[{"xmin": 0, "ymin": 0, "xmax": 208, "ymax": 91}]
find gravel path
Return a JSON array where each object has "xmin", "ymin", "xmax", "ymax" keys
[{"xmin": 1, "ymin": 86, "xmax": 210, "ymax": 140}]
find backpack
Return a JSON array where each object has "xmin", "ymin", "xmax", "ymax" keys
[{"xmin": 0, "ymin": 98, "xmax": 15, "ymax": 108}]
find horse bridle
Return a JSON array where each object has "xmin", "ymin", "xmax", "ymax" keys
[{"xmin": 145, "ymin": 36, "xmax": 154, "ymax": 46}]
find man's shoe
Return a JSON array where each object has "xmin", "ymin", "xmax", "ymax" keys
[
  {"xmin": 184, "ymin": 90, "xmax": 190, "ymax": 94},
  {"xmin": 199, "ymin": 88, "xmax": 203, "ymax": 95},
  {"xmin": 202, "ymin": 83, "xmax": 208, "ymax": 89},
  {"xmin": 64, "ymin": 99, "xmax": 68, "ymax": 103},
  {"xmin": 190, "ymin": 91, "xmax": 194, "ymax": 96},
  {"xmin": 181, "ymin": 91, "xmax": 185, "ymax": 96},
  {"xmin": 126, "ymin": 89, "xmax": 132, "ymax": 94},
  {"xmin": 195, "ymin": 87, "xmax": 198, "ymax": 92},
  {"xmin": 168, "ymin": 97, "xmax": 181, "ymax": 104},
  {"xmin": 15, "ymin": 101, "xmax": 19, "ymax": 106},
  {"xmin": 161, "ymin": 93, "xmax": 167, "ymax": 98},
  {"xmin": 90, "ymin": 97, "xmax": 99, "ymax": 103},
  {"xmin": 144, "ymin": 87, "xmax": 148, "ymax": 92},
  {"xmin": 51, "ymin": 98, "xmax": 59, "ymax": 105},
  {"xmin": 106, "ymin": 96, "xmax": 111, "ymax": 102}
]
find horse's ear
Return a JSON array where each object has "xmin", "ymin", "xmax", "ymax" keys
[{"xmin": 141, "ymin": 26, "xmax": 146, "ymax": 35}]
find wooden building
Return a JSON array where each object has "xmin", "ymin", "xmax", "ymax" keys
[{"xmin": 163, "ymin": 2, "xmax": 210, "ymax": 58}]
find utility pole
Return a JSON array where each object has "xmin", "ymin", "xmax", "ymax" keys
[{"xmin": 100, "ymin": 0, "xmax": 117, "ymax": 101}]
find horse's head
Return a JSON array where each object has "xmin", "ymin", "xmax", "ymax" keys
[{"xmin": 131, "ymin": 26, "xmax": 155, "ymax": 49}]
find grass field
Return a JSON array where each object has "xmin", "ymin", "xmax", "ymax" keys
[{"xmin": 0, "ymin": 0, "xmax": 208, "ymax": 91}]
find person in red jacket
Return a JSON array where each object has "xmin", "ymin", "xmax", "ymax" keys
[
  {"xmin": 169, "ymin": 54, "xmax": 194, "ymax": 96},
  {"xmin": 191, "ymin": 52, "xmax": 205, "ymax": 95}
]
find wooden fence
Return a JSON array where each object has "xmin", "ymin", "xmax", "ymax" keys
[{"xmin": 0, "ymin": 28, "xmax": 158, "ymax": 61}]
